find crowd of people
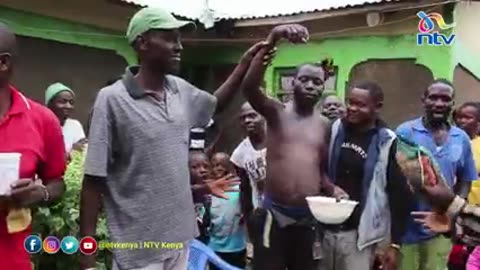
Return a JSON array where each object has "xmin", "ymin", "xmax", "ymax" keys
[{"xmin": 3, "ymin": 5, "xmax": 480, "ymax": 270}]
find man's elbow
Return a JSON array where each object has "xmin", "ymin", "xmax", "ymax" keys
[{"xmin": 82, "ymin": 175, "xmax": 105, "ymax": 196}]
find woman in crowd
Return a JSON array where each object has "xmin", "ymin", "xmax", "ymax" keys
[{"xmin": 45, "ymin": 82, "xmax": 87, "ymax": 158}]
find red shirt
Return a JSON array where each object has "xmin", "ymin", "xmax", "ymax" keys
[{"xmin": 0, "ymin": 86, "xmax": 66, "ymax": 270}]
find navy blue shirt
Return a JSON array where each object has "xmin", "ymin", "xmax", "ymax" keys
[{"xmin": 396, "ymin": 117, "xmax": 477, "ymax": 244}]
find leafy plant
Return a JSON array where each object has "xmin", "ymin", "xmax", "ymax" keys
[{"xmin": 32, "ymin": 149, "xmax": 111, "ymax": 269}]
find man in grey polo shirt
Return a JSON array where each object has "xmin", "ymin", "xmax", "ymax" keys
[{"xmin": 79, "ymin": 7, "xmax": 272, "ymax": 270}]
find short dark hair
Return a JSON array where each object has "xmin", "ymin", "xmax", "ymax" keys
[
  {"xmin": 352, "ymin": 81, "xmax": 384, "ymax": 103},
  {"xmin": 457, "ymin": 102, "xmax": 480, "ymax": 121},
  {"xmin": 424, "ymin": 78, "xmax": 455, "ymax": 97},
  {"xmin": 212, "ymin": 152, "xmax": 230, "ymax": 161},
  {"xmin": 189, "ymin": 150, "xmax": 208, "ymax": 159},
  {"xmin": 295, "ymin": 58, "xmax": 335, "ymax": 81}
]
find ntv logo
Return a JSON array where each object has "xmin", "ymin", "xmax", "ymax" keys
[{"xmin": 416, "ymin": 11, "xmax": 455, "ymax": 46}]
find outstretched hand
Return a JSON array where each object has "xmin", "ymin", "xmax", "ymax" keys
[
  {"xmin": 240, "ymin": 41, "xmax": 277, "ymax": 68},
  {"xmin": 411, "ymin": 211, "xmax": 451, "ymax": 233},
  {"xmin": 240, "ymin": 41, "xmax": 269, "ymax": 64},
  {"xmin": 206, "ymin": 174, "xmax": 240, "ymax": 199}
]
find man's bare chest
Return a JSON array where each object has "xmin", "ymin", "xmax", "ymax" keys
[{"xmin": 274, "ymin": 116, "xmax": 326, "ymax": 147}]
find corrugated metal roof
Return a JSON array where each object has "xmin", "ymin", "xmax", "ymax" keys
[
  {"xmin": 204, "ymin": 0, "xmax": 401, "ymax": 19},
  {"xmin": 121, "ymin": 0, "xmax": 206, "ymax": 20},
  {"xmin": 120, "ymin": 0, "xmax": 401, "ymax": 21}
]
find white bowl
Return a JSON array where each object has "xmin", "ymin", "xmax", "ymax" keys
[{"xmin": 306, "ymin": 196, "xmax": 358, "ymax": 224}]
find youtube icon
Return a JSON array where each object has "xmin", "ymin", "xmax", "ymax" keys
[{"xmin": 79, "ymin": 236, "xmax": 97, "ymax": 255}]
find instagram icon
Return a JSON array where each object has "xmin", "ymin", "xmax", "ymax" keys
[{"xmin": 43, "ymin": 236, "xmax": 60, "ymax": 254}]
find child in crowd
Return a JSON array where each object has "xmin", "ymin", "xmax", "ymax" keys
[
  {"xmin": 209, "ymin": 152, "xmax": 247, "ymax": 269},
  {"xmin": 453, "ymin": 102, "xmax": 480, "ymax": 270},
  {"xmin": 189, "ymin": 151, "xmax": 212, "ymax": 244}
]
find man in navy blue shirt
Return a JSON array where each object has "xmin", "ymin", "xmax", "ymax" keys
[{"xmin": 396, "ymin": 79, "xmax": 477, "ymax": 270}]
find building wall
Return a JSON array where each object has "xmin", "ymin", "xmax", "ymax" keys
[
  {"xmin": 184, "ymin": 33, "xmax": 454, "ymax": 96},
  {"xmin": 0, "ymin": 6, "xmax": 136, "ymax": 64},
  {"xmin": 12, "ymin": 36, "xmax": 127, "ymax": 127},
  {"xmin": 266, "ymin": 34, "xmax": 453, "ymax": 98},
  {"xmin": 453, "ymin": 65, "xmax": 480, "ymax": 106},
  {"xmin": 452, "ymin": 1, "xmax": 480, "ymax": 101},
  {"xmin": 454, "ymin": 1, "xmax": 480, "ymax": 63},
  {"xmin": 0, "ymin": 0, "xmax": 134, "ymax": 32},
  {"xmin": 348, "ymin": 60, "xmax": 434, "ymax": 127}
]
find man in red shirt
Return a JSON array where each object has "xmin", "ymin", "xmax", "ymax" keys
[{"xmin": 0, "ymin": 23, "xmax": 66, "ymax": 269}]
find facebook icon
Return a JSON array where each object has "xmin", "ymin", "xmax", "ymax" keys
[{"xmin": 24, "ymin": 235, "xmax": 42, "ymax": 254}]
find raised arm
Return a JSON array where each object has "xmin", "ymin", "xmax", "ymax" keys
[
  {"xmin": 79, "ymin": 90, "xmax": 112, "ymax": 270},
  {"xmin": 240, "ymin": 24, "xmax": 310, "ymax": 120},
  {"xmin": 386, "ymin": 141, "xmax": 414, "ymax": 242},
  {"xmin": 382, "ymin": 140, "xmax": 415, "ymax": 270},
  {"xmin": 213, "ymin": 42, "xmax": 269, "ymax": 114},
  {"xmin": 240, "ymin": 48, "xmax": 279, "ymax": 120}
]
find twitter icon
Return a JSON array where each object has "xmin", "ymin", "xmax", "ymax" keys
[{"xmin": 60, "ymin": 236, "xmax": 79, "ymax": 254}]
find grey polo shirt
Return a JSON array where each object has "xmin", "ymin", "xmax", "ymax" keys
[{"xmin": 84, "ymin": 66, "xmax": 217, "ymax": 269}]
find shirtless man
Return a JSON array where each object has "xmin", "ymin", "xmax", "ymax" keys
[{"xmin": 241, "ymin": 24, "xmax": 345, "ymax": 270}]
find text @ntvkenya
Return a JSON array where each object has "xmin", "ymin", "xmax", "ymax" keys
[{"xmin": 98, "ymin": 241, "xmax": 184, "ymax": 250}]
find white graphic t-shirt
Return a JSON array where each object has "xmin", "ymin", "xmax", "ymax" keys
[{"xmin": 230, "ymin": 137, "xmax": 267, "ymax": 209}]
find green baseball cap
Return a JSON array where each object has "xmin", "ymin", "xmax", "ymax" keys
[{"xmin": 126, "ymin": 7, "xmax": 195, "ymax": 44}]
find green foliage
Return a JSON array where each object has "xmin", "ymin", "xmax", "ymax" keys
[{"xmin": 32, "ymin": 150, "xmax": 111, "ymax": 270}]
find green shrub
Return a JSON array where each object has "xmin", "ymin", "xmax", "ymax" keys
[{"xmin": 32, "ymin": 149, "xmax": 111, "ymax": 269}]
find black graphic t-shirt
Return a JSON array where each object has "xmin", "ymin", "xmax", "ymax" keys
[
  {"xmin": 336, "ymin": 129, "xmax": 374, "ymax": 230},
  {"xmin": 332, "ymin": 122, "xmax": 413, "ymax": 245}
]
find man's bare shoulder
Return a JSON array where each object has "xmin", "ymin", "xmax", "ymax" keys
[
  {"xmin": 316, "ymin": 113, "xmax": 331, "ymax": 128},
  {"xmin": 273, "ymin": 99, "xmax": 286, "ymax": 111}
]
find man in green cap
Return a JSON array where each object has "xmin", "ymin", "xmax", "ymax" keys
[
  {"xmin": 79, "ymin": 7, "xmax": 285, "ymax": 270},
  {"xmin": 45, "ymin": 82, "xmax": 87, "ymax": 156}
]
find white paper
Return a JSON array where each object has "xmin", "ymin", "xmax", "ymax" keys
[{"xmin": 0, "ymin": 153, "xmax": 21, "ymax": 196}]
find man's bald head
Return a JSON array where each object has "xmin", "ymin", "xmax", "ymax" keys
[
  {"xmin": 0, "ymin": 23, "xmax": 16, "ymax": 55},
  {"xmin": 0, "ymin": 23, "xmax": 17, "ymax": 87}
]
